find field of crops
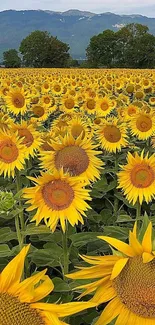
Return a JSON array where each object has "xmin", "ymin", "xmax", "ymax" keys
[{"xmin": 1, "ymin": 68, "xmax": 155, "ymax": 325}]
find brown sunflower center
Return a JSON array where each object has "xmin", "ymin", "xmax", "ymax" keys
[
  {"xmin": 136, "ymin": 115, "xmax": 152, "ymax": 132},
  {"xmin": 86, "ymin": 99, "xmax": 96, "ymax": 110},
  {"xmin": 55, "ymin": 145, "xmax": 89, "ymax": 176},
  {"xmin": 71, "ymin": 125, "xmax": 85, "ymax": 139},
  {"xmin": 53, "ymin": 85, "xmax": 61, "ymax": 92},
  {"xmin": 104, "ymin": 125, "xmax": 121, "ymax": 143},
  {"xmin": 42, "ymin": 179, "xmax": 74, "ymax": 210},
  {"xmin": 131, "ymin": 163, "xmax": 154, "ymax": 188},
  {"xmin": 0, "ymin": 140, "xmax": 18, "ymax": 163},
  {"xmin": 12, "ymin": 94, "xmax": 25, "ymax": 108},
  {"xmin": 18, "ymin": 128, "xmax": 34, "ymax": 148},
  {"xmin": 100, "ymin": 102, "xmax": 109, "ymax": 111},
  {"xmin": 64, "ymin": 99, "xmax": 75, "ymax": 109},
  {"xmin": 44, "ymin": 97, "xmax": 50, "ymax": 104},
  {"xmin": 0, "ymin": 293, "xmax": 45, "ymax": 325},
  {"xmin": 113, "ymin": 256, "xmax": 155, "ymax": 318},
  {"xmin": 33, "ymin": 106, "xmax": 45, "ymax": 117}
]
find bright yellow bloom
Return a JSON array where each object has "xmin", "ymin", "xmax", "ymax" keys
[
  {"xmin": 0, "ymin": 130, "xmax": 26, "ymax": 178},
  {"xmin": 130, "ymin": 110, "xmax": 155, "ymax": 140},
  {"xmin": 97, "ymin": 117, "xmax": 128, "ymax": 153},
  {"xmin": 67, "ymin": 221, "xmax": 155, "ymax": 325},
  {"xmin": 40, "ymin": 134, "xmax": 103, "ymax": 183},
  {"xmin": 23, "ymin": 169, "xmax": 91, "ymax": 232},
  {"xmin": 5, "ymin": 88, "xmax": 30, "ymax": 115},
  {"xmin": 0, "ymin": 245, "xmax": 95, "ymax": 325},
  {"xmin": 117, "ymin": 151, "xmax": 155, "ymax": 205}
]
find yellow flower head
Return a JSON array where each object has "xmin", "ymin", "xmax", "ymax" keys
[
  {"xmin": 39, "ymin": 134, "xmax": 103, "ymax": 183},
  {"xmin": 67, "ymin": 221, "xmax": 155, "ymax": 325},
  {"xmin": 23, "ymin": 169, "xmax": 92, "ymax": 232},
  {"xmin": 0, "ymin": 130, "xmax": 26, "ymax": 178},
  {"xmin": 117, "ymin": 151, "xmax": 155, "ymax": 205},
  {"xmin": 0, "ymin": 245, "xmax": 95, "ymax": 325}
]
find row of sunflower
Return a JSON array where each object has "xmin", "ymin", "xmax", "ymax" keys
[{"xmin": 1, "ymin": 68, "xmax": 155, "ymax": 325}]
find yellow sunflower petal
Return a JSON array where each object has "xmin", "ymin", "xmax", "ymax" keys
[
  {"xmin": 98, "ymin": 236, "xmax": 134, "ymax": 257},
  {"xmin": 110, "ymin": 258, "xmax": 129, "ymax": 280},
  {"xmin": 142, "ymin": 222, "xmax": 152, "ymax": 253}
]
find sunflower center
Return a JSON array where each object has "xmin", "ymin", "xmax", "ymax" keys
[
  {"xmin": 100, "ymin": 102, "xmax": 109, "ymax": 111},
  {"xmin": 12, "ymin": 94, "xmax": 25, "ymax": 108},
  {"xmin": 86, "ymin": 99, "xmax": 96, "ymax": 110},
  {"xmin": 55, "ymin": 145, "xmax": 89, "ymax": 176},
  {"xmin": 33, "ymin": 106, "xmax": 44, "ymax": 117},
  {"xmin": 136, "ymin": 115, "xmax": 152, "ymax": 132},
  {"xmin": 44, "ymin": 97, "xmax": 50, "ymax": 104},
  {"xmin": 64, "ymin": 99, "xmax": 74, "ymax": 109},
  {"xmin": 103, "ymin": 126, "xmax": 121, "ymax": 143},
  {"xmin": 113, "ymin": 256, "xmax": 155, "ymax": 318},
  {"xmin": 54, "ymin": 85, "xmax": 61, "ymax": 92},
  {"xmin": 0, "ymin": 140, "xmax": 18, "ymax": 163},
  {"xmin": 0, "ymin": 293, "xmax": 45, "ymax": 325},
  {"xmin": 18, "ymin": 129, "xmax": 34, "ymax": 148},
  {"xmin": 131, "ymin": 163, "xmax": 154, "ymax": 188},
  {"xmin": 71, "ymin": 125, "xmax": 85, "ymax": 138},
  {"xmin": 42, "ymin": 179, "xmax": 74, "ymax": 210}
]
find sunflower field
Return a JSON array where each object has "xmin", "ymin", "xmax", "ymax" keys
[{"xmin": 1, "ymin": 68, "xmax": 155, "ymax": 325}]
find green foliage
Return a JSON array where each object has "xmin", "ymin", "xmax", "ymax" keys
[
  {"xmin": 3, "ymin": 49, "xmax": 21, "ymax": 68},
  {"xmin": 87, "ymin": 23, "xmax": 155, "ymax": 68},
  {"xmin": 19, "ymin": 30, "xmax": 70, "ymax": 68}
]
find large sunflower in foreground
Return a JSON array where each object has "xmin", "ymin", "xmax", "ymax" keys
[
  {"xmin": 23, "ymin": 169, "xmax": 91, "ymax": 232},
  {"xmin": 5, "ymin": 88, "xmax": 30, "ymax": 115},
  {"xmin": 96, "ymin": 117, "xmax": 128, "ymax": 153},
  {"xmin": 0, "ymin": 130, "xmax": 26, "ymax": 178},
  {"xmin": 0, "ymin": 245, "xmax": 95, "ymax": 325},
  {"xmin": 67, "ymin": 221, "xmax": 155, "ymax": 325},
  {"xmin": 40, "ymin": 134, "xmax": 103, "ymax": 183},
  {"xmin": 117, "ymin": 151, "xmax": 155, "ymax": 205},
  {"xmin": 129, "ymin": 110, "xmax": 155, "ymax": 140}
]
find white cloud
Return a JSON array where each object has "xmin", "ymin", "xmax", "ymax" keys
[{"xmin": 0, "ymin": 0, "xmax": 155, "ymax": 17}]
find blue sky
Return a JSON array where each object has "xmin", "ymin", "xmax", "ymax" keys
[{"xmin": 0, "ymin": 0, "xmax": 155, "ymax": 17}]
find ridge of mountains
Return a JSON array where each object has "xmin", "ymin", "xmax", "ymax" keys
[{"xmin": 1, "ymin": 9, "xmax": 155, "ymax": 60}]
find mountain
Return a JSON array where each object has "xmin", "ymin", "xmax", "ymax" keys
[{"xmin": 1, "ymin": 9, "xmax": 155, "ymax": 60}]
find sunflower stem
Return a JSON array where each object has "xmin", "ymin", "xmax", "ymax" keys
[
  {"xmin": 136, "ymin": 200, "xmax": 141, "ymax": 220},
  {"xmin": 114, "ymin": 151, "xmax": 119, "ymax": 216},
  {"xmin": 62, "ymin": 227, "xmax": 69, "ymax": 279},
  {"xmin": 15, "ymin": 215, "xmax": 23, "ymax": 251},
  {"xmin": 16, "ymin": 169, "xmax": 25, "ymax": 246}
]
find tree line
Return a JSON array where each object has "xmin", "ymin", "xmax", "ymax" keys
[{"xmin": 3, "ymin": 23, "xmax": 155, "ymax": 68}]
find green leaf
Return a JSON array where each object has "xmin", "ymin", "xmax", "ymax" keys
[
  {"xmin": 23, "ymin": 224, "xmax": 51, "ymax": 235},
  {"xmin": 103, "ymin": 226, "xmax": 129, "ymax": 240},
  {"xmin": 0, "ymin": 227, "xmax": 17, "ymax": 243},
  {"xmin": 70, "ymin": 232, "xmax": 103, "ymax": 247},
  {"xmin": 52, "ymin": 277, "xmax": 71, "ymax": 292},
  {"xmin": 0, "ymin": 244, "xmax": 11, "ymax": 257}
]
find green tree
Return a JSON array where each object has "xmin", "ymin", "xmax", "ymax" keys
[
  {"xmin": 86, "ymin": 30, "xmax": 115, "ymax": 68},
  {"xmin": 19, "ymin": 30, "xmax": 70, "ymax": 68},
  {"xmin": 3, "ymin": 49, "xmax": 21, "ymax": 68},
  {"xmin": 86, "ymin": 23, "xmax": 155, "ymax": 68}
]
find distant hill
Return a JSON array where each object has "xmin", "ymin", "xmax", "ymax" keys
[{"xmin": 1, "ymin": 9, "xmax": 155, "ymax": 59}]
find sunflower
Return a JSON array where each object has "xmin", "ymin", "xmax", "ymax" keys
[
  {"xmin": 96, "ymin": 97, "xmax": 113, "ymax": 117},
  {"xmin": 11, "ymin": 121, "xmax": 42, "ymax": 158},
  {"xmin": 40, "ymin": 134, "xmax": 103, "ymax": 183},
  {"xmin": 67, "ymin": 221, "xmax": 155, "ymax": 325},
  {"xmin": 61, "ymin": 96, "xmax": 77, "ymax": 112},
  {"xmin": 83, "ymin": 97, "xmax": 97, "ymax": 114},
  {"xmin": 0, "ymin": 112, "xmax": 12, "ymax": 132},
  {"xmin": 5, "ymin": 88, "xmax": 29, "ymax": 115},
  {"xmin": 0, "ymin": 245, "xmax": 95, "ymax": 325},
  {"xmin": 129, "ymin": 110, "xmax": 155, "ymax": 140},
  {"xmin": 31, "ymin": 104, "xmax": 49, "ymax": 122},
  {"xmin": 117, "ymin": 151, "xmax": 155, "ymax": 205},
  {"xmin": 67, "ymin": 116, "xmax": 91, "ymax": 139},
  {"xmin": 97, "ymin": 117, "xmax": 128, "ymax": 153},
  {"xmin": 0, "ymin": 130, "xmax": 26, "ymax": 178},
  {"xmin": 23, "ymin": 169, "xmax": 91, "ymax": 232}
]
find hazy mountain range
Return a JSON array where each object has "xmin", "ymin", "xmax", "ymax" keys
[{"xmin": 1, "ymin": 9, "xmax": 155, "ymax": 60}]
